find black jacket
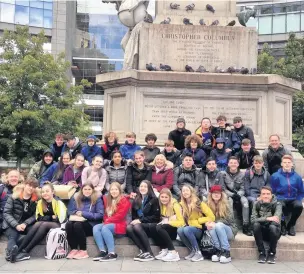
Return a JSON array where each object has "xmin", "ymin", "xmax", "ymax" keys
[
  {"xmin": 234, "ymin": 125, "xmax": 255, "ymax": 147},
  {"xmin": 3, "ymin": 195, "xmax": 37, "ymax": 230},
  {"xmin": 102, "ymin": 142, "xmax": 120, "ymax": 160},
  {"xmin": 235, "ymin": 148, "xmax": 260, "ymax": 169},
  {"xmin": 161, "ymin": 149, "xmax": 181, "ymax": 166},
  {"xmin": 168, "ymin": 129, "xmax": 191, "ymax": 150},
  {"xmin": 132, "ymin": 196, "xmax": 160, "ymax": 223},
  {"xmin": 126, "ymin": 163, "xmax": 152, "ymax": 194},
  {"xmin": 0, "ymin": 184, "xmax": 14, "ymax": 225},
  {"xmin": 141, "ymin": 146, "xmax": 161, "ymax": 163}
]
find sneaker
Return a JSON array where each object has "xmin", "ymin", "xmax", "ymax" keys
[
  {"xmin": 281, "ymin": 222, "xmax": 287, "ymax": 236},
  {"xmin": 67, "ymin": 249, "xmax": 78, "ymax": 259},
  {"xmin": 100, "ymin": 253, "xmax": 118, "ymax": 262},
  {"xmin": 74, "ymin": 250, "xmax": 89, "ymax": 260},
  {"xmin": 134, "ymin": 250, "xmax": 144, "ymax": 261},
  {"xmin": 185, "ymin": 249, "xmax": 196, "ymax": 260},
  {"xmin": 267, "ymin": 252, "xmax": 276, "ymax": 264},
  {"xmin": 258, "ymin": 252, "xmax": 266, "ymax": 264},
  {"xmin": 288, "ymin": 226, "xmax": 296, "ymax": 236},
  {"xmin": 10, "ymin": 245, "xmax": 19, "ymax": 263},
  {"xmin": 16, "ymin": 251, "xmax": 30, "ymax": 262},
  {"xmin": 191, "ymin": 251, "xmax": 204, "ymax": 262},
  {"xmin": 137, "ymin": 252, "xmax": 155, "ymax": 262},
  {"xmin": 93, "ymin": 251, "xmax": 107, "ymax": 261},
  {"xmin": 5, "ymin": 249, "xmax": 10, "ymax": 262},
  {"xmin": 220, "ymin": 250, "xmax": 231, "ymax": 264},
  {"xmin": 162, "ymin": 251, "xmax": 180, "ymax": 262},
  {"xmin": 155, "ymin": 249, "xmax": 168, "ymax": 260},
  {"xmin": 243, "ymin": 224, "xmax": 253, "ymax": 236},
  {"xmin": 211, "ymin": 249, "xmax": 222, "ymax": 262}
]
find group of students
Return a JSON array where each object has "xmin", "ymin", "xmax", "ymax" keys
[{"xmin": 0, "ymin": 114, "xmax": 302, "ymax": 265}]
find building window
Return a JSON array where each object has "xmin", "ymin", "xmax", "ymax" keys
[
  {"xmin": 258, "ymin": 16, "xmax": 272, "ymax": 34},
  {"xmin": 15, "ymin": 0, "xmax": 29, "ymax": 6},
  {"xmin": 246, "ymin": 17, "xmax": 258, "ymax": 30},
  {"xmin": 0, "ymin": 2, "xmax": 14, "ymax": 23},
  {"xmin": 43, "ymin": 9, "xmax": 52, "ymax": 28},
  {"xmin": 301, "ymin": 13, "xmax": 304, "ymax": 30},
  {"xmin": 15, "ymin": 5, "xmax": 29, "ymax": 25},
  {"xmin": 287, "ymin": 13, "xmax": 300, "ymax": 32},
  {"xmin": 260, "ymin": 5, "xmax": 273, "ymax": 15},
  {"xmin": 272, "ymin": 14, "xmax": 286, "ymax": 34},
  {"xmin": 30, "ymin": 1, "xmax": 43, "ymax": 9},
  {"xmin": 29, "ymin": 7, "xmax": 43, "ymax": 27}
]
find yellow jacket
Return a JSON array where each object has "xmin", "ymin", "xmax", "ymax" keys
[
  {"xmin": 182, "ymin": 201, "xmax": 215, "ymax": 229},
  {"xmin": 36, "ymin": 198, "xmax": 67, "ymax": 224},
  {"xmin": 161, "ymin": 199, "xmax": 185, "ymax": 228}
]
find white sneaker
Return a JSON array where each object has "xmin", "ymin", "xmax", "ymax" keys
[
  {"xmin": 155, "ymin": 249, "xmax": 168, "ymax": 260},
  {"xmin": 185, "ymin": 249, "xmax": 196, "ymax": 260},
  {"xmin": 191, "ymin": 251, "xmax": 204, "ymax": 262},
  {"xmin": 162, "ymin": 251, "xmax": 180, "ymax": 262}
]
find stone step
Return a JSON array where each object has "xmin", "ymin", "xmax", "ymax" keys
[{"xmin": 1, "ymin": 232, "xmax": 304, "ymax": 261}]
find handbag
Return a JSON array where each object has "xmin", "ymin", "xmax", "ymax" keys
[
  {"xmin": 53, "ymin": 185, "xmax": 76, "ymax": 200},
  {"xmin": 69, "ymin": 215, "xmax": 86, "ymax": 222},
  {"xmin": 199, "ymin": 229, "xmax": 216, "ymax": 258}
]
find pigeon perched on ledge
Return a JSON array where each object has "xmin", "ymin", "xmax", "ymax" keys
[
  {"xmin": 170, "ymin": 3, "xmax": 180, "ymax": 9},
  {"xmin": 146, "ymin": 63, "xmax": 157, "ymax": 71},
  {"xmin": 199, "ymin": 19, "xmax": 206, "ymax": 26},
  {"xmin": 241, "ymin": 67, "xmax": 249, "ymax": 74},
  {"xmin": 215, "ymin": 66, "xmax": 227, "ymax": 73},
  {"xmin": 185, "ymin": 65, "xmax": 194, "ymax": 72},
  {"xmin": 186, "ymin": 3, "xmax": 195, "ymax": 11},
  {"xmin": 227, "ymin": 66, "xmax": 236, "ymax": 74},
  {"xmin": 227, "ymin": 20, "xmax": 236, "ymax": 26},
  {"xmin": 206, "ymin": 4, "xmax": 215, "ymax": 13},
  {"xmin": 160, "ymin": 63, "xmax": 173, "ymax": 71},
  {"xmin": 210, "ymin": 20, "xmax": 219, "ymax": 26},
  {"xmin": 160, "ymin": 17, "xmax": 171, "ymax": 24},
  {"xmin": 183, "ymin": 18, "xmax": 193, "ymax": 25},
  {"xmin": 196, "ymin": 65, "xmax": 208, "ymax": 73}
]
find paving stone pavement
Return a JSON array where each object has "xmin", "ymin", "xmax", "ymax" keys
[{"xmin": 0, "ymin": 257, "xmax": 303, "ymax": 273}]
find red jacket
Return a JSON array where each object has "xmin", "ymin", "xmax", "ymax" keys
[
  {"xmin": 151, "ymin": 164, "xmax": 174, "ymax": 192},
  {"xmin": 103, "ymin": 195, "xmax": 131, "ymax": 235}
]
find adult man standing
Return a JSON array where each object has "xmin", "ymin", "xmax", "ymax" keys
[
  {"xmin": 168, "ymin": 117, "xmax": 191, "ymax": 151},
  {"xmin": 270, "ymin": 155, "xmax": 303, "ymax": 236},
  {"xmin": 233, "ymin": 116, "xmax": 255, "ymax": 148},
  {"xmin": 220, "ymin": 157, "xmax": 251, "ymax": 235},
  {"xmin": 262, "ymin": 134, "xmax": 292, "ymax": 175},
  {"xmin": 251, "ymin": 186, "xmax": 282, "ymax": 264}
]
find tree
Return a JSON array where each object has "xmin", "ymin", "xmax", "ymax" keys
[
  {"xmin": 257, "ymin": 33, "xmax": 304, "ymax": 155},
  {"xmin": 0, "ymin": 26, "xmax": 91, "ymax": 167}
]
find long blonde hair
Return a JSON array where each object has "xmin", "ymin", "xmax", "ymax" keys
[
  {"xmin": 207, "ymin": 191, "xmax": 229, "ymax": 218},
  {"xmin": 159, "ymin": 188, "xmax": 175, "ymax": 217},
  {"xmin": 180, "ymin": 184, "xmax": 201, "ymax": 219},
  {"xmin": 106, "ymin": 182, "xmax": 123, "ymax": 216}
]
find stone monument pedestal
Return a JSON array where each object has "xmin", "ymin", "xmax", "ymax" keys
[{"xmin": 97, "ymin": 70, "xmax": 304, "ymax": 175}]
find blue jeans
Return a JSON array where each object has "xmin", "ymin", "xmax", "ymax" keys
[
  {"xmin": 93, "ymin": 223, "xmax": 116, "ymax": 253},
  {"xmin": 209, "ymin": 222, "xmax": 234, "ymax": 251},
  {"xmin": 177, "ymin": 226, "xmax": 202, "ymax": 251}
]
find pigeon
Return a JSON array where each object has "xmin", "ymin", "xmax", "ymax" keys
[
  {"xmin": 250, "ymin": 68, "xmax": 257, "ymax": 74},
  {"xmin": 146, "ymin": 63, "xmax": 157, "ymax": 71},
  {"xmin": 227, "ymin": 66, "xmax": 236, "ymax": 74},
  {"xmin": 160, "ymin": 63, "xmax": 173, "ymax": 71},
  {"xmin": 160, "ymin": 17, "xmax": 171, "ymax": 24},
  {"xmin": 210, "ymin": 20, "xmax": 219, "ymax": 26},
  {"xmin": 199, "ymin": 19, "xmax": 206, "ymax": 26},
  {"xmin": 144, "ymin": 13, "xmax": 153, "ymax": 23},
  {"xmin": 170, "ymin": 3, "xmax": 180, "ymax": 9},
  {"xmin": 241, "ymin": 67, "xmax": 249, "ymax": 74},
  {"xmin": 183, "ymin": 18, "xmax": 193, "ymax": 25},
  {"xmin": 206, "ymin": 4, "xmax": 215, "ymax": 13},
  {"xmin": 185, "ymin": 3, "xmax": 195, "ymax": 11},
  {"xmin": 185, "ymin": 65, "xmax": 194, "ymax": 72},
  {"xmin": 215, "ymin": 66, "xmax": 227, "ymax": 73},
  {"xmin": 196, "ymin": 65, "xmax": 208, "ymax": 73},
  {"xmin": 227, "ymin": 20, "xmax": 236, "ymax": 26}
]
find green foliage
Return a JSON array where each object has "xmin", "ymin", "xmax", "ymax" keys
[
  {"xmin": 0, "ymin": 26, "xmax": 91, "ymax": 163},
  {"xmin": 257, "ymin": 34, "xmax": 304, "ymax": 155}
]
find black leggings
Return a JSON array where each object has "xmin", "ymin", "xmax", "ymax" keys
[
  {"xmin": 18, "ymin": 221, "xmax": 59, "ymax": 253},
  {"xmin": 65, "ymin": 221, "xmax": 93, "ymax": 250},
  {"xmin": 127, "ymin": 223, "xmax": 156, "ymax": 254},
  {"xmin": 150, "ymin": 224, "xmax": 177, "ymax": 251}
]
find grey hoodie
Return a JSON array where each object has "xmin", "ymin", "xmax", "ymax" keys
[{"xmin": 201, "ymin": 169, "xmax": 221, "ymax": 198}]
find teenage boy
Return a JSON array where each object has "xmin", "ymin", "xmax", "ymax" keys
[
  {"xmin": 141, "ymin": 133, "xmax": 161, "ymax": 163},
  {"xmin": 81, "ymin": 135, "xmax": 102, "ymax": 164},
  {"xmin": 220, "ymin": 157, "xmax": 251, "ymax": 236},
  {"xmin": 64, "ymin": 134, "xmax": 83, "ymax": 159},
  {"xmin": 210, "ymin": 138, "xmax": 231, "ymax": 171},
  {"xmin": 251, "ymin": 186, "xmax": 282, "ymax": 264},
  {"xmin": 233, "ymin": 116, "xmax": 255, "ymax": 148},
  {"xmin": 119, "ymin": 132, "xmax": 141, "ymax": 160},
  {"xmin": 236, "ymin": 139, "xmax": 260, "ymax": 170},
  {"xmin": 50, "ymin": 133, "xmax": 66, "ymax": 162},
  {"xmin": 161, "ymin": 140, "xmax": 181, "ymax": 166},
  {"xmin": 168, "ymin": 117, "xmax": 191, "ymax": 151},
  {"xmin": 271, "ymin": 155, "xmax": 303, "ymax": 236},
  {"xmin": 195, "ymin": 117, "xmax": 215, "ymax": 156}
]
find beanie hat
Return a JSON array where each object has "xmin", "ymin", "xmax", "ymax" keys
[
  {"xmin": 87, "ymin": 135, "xmax": 97, "ymax": 141},
  {"xmin": 210, "ymin": 185, "xmax": 222, "ymax": 193},
  {"xmin": 215, "ymin": 138, "xmax": 225, "ymax": 144},
  {"xmin": 176, "ymin": 117, "xmax": 186, "ymax": 124}
]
